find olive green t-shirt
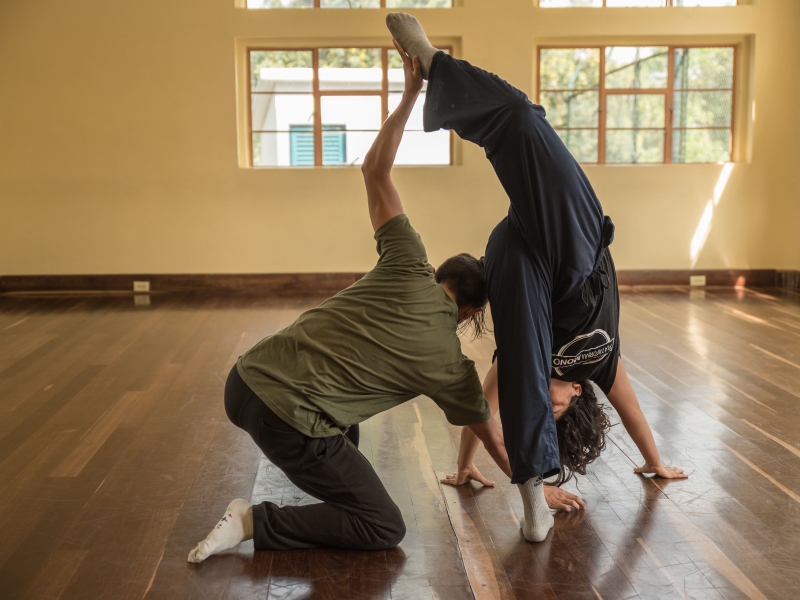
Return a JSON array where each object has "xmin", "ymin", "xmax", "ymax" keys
[{"xmin": 237, "ymin": 214, "xmax": 490, "ymax": 438}]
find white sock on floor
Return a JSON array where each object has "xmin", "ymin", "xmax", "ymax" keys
[
  {"xmin": 517, "ymin": 476, "xmax": 554, "ymax": 543},
  {"xmin": 187, "ymin": 498, "xmax": 254, "ymax": 563},
  {"xmin": 386, "ymin": 12, "xmax": 439, "ymax": 78}
]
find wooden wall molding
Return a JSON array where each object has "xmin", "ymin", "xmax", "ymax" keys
[
  {"xmin": 0, "ymin": 273, "xmax": 366, "ymax": 295},
  {"xmin": 616, "ymin": 269, "xmax": 778, "ymax": 287},
  {"xmin": 1, "ymin": 269, "xmax": 796, "ymax": 295},
  {"xmin": 779, "ymin": 270, "xmax": 800, "ymax": 292}
]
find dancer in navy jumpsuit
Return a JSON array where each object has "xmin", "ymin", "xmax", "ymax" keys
[
  {"xmin": 388, "ymin": 11, "xmax": 685, "ymax": 542},
  {"xmin": 423, "ymin": 52, "xmax": 619, "ymax": 485}
]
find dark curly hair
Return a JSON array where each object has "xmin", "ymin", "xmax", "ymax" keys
[
  {"xmin": 435, "ymin": 253, "xmax": 489, "ymax": 338},
  {"xmin": 551, "ymin": 381, "xmax": 612, "ymax": 486}
]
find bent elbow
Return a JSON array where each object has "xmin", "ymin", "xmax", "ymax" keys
[{"xmin": 361, "ymin": 158, "xmax": 378, "ymax": 180}]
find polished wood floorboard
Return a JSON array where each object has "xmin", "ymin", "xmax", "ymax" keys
[{"xmin": 1, "ymin": 288, "xmax": 800, "ymax": 599}]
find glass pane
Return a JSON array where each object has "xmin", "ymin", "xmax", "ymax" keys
[
  {"xmin": 251, "ymin": 94, "xmax": 314, "ymax": 132},
  {"xmin": 247, "ymin": 0, "xmax": 313, "ymax": 7},
  {"xmin": 253, "ymin": 132, "xmax": 304, "ymax": 167},
  {"xmin": 319, "ymin": 48, "xmax": 382, "ymax": 91},
  {"xmin": 674, "ymin": 48, "xmax": 734, "ymax": 89},
  {"xmin": 387, "ymin": 0, "xmax": 452, "ymax": 6},
  {"xmin": 606, "ymin": 129, "xmax": 664, "ymax": 163},
  {"xmin": 321, "ymin": 0, "xmax": 380, "ymax": 6},
  {"xmin": 674, "ymin": 0, "xmax": 736, "ymax": 5},
  {"xmin": 388, "ymin": 50, "xmax": 429, "ymax": 93},
  {"xmin": 540, "ymin": 48, "xmax": 600, "ymax": 91},
  {"xmin": 540, "ymin": 0, "xmax": 603, "ymax": 5},
  {"xmin": 250, "ymin": 50, "xmax": 313, "ymax": 92},
  {"xmin": 672, "ymin": 129, "xmax": 731, "ymax": 163},
  {"xmin": 540, "ymin": 91, "xmax": 598, "ymax": 127},
  {"xmin": 321, "ymin": 95, "xmax": 381, "ymax": 128},
  {"xmin": 555, "ymin": 129, "xmax": 598, "ymax": 163},
  {"xmin": 605, "ymin": 0, "xmax": 666, "ymax": 5},
  {"xmin": 389, "ymin": 93, "xmax": 427, "ymax": 130},
  {"xmin": 673, "ymin": 91, "xmax": 732, "ymax": 127},
  {"xmin": 605, "ymin": 47, "xmax": 668, "ymax": 89},
  {"xmin": 321, "ymin": 96, "xmax": 381, "ymax": 165},
  {"xmin": 394, "ymin": 131, "xmax": 451, "ymax": 165},
  {"xmin": 606, "ymin": 94, "xmax": 665, "ymax": 128}
]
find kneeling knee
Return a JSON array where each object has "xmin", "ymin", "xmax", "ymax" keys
[{"xmin": 372, "ymin": 510, "xmax": 406, "ymax": 550}]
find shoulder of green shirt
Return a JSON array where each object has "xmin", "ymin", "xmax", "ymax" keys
[{"xmin": 373, "ymin": 213, "xmax": 410, "ymax": 241}]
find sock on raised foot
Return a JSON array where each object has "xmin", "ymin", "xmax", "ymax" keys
[
  {"xmin": 386, "ymin": 13, "xmax": 439, "ymax": 79},
  {"xmin": 517, "ymin": 476, "xmax": 554, "ymax": 543},
  {"xmin": 187, "ymin": 498, "xmax": 254, "ymax": 563}
]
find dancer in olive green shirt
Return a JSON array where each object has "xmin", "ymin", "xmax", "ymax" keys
[
  {"xmin": 189, "ymin": 41, "xmax": 511, "ymax": 562},
  {"xmin": 237, "ymin": 212, "xmax": 491, "ymax": 439}
]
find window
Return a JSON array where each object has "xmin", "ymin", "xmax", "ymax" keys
[
  {"xmin": 538, "ymin": 46, "xmax": 735, "ymax": 164},
  {"xmin": 249, "ymin": 47, "xmax": 451, "ymax": 167},
  {"xmin": 539, "ymin": 1, "xmax": 737, "ymax": 6},
  {"xmin": 246, "ymin": 0, "xmax": 452, "ymax": 9}
]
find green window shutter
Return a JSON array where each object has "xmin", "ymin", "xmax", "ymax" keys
[
  {"xmin": 322, "ymin": 125, "xmax": 346, "ymax": 165},
  {"xmin": 289, "ymin": 125, "xmax": 346, "ymax": 166},
  {"xmin": 290, "ymin": 125, "xmax": 314, "ymax": 166}
]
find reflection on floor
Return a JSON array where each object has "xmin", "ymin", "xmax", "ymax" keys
[{"xmin": 1, "ymin": 286, "xmax": 799, "ymax": 599}]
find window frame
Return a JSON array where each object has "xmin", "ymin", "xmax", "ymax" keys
[
  {"xmin": 244, "ymin": 0, "xmax": 454, "ymax": 9},
  {"xmin": 538, "ymin": 0, "xmax": 740, "ymax": 6},
  {"xmin": 247, "ymin": 45, "xmax": 453, "ymax": 168},
  {"xmin": 536, "ymin": 43, "xmax": 737, "ymax": 164}
]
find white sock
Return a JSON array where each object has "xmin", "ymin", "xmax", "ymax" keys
[
  {"xmin": 517, "ymin": 476, "xmax": 554, "ymax": 543},
  {"xmin": 386, "ymin": 13, "xmax": 439, "ymax": 79},
  {"xmin": 187, "ymin": 498, "xmax": 254, "ymax": 563}
]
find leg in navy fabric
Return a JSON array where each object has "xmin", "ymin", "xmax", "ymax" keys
[
  {"xmin": 485, "ymin": 219, "xmax": 557, "ymax": 541},
  {"xmin": 485, "ymin": 218, "xmax": 559, "ymax": 484},
  {"xmin": 424, "ymin": 51, "xmax": 604, "ymax": 295}
]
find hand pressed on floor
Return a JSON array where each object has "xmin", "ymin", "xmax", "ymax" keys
[
  {"xmin": 440, "ymin": 463, "xmax": 495, "ymax": 487},
  {"xmin": 544, "ymin": 485, "xmax": 586, "ymax": 512},
  {"xmin": 634, "ymin": 463, "xmax": 688, "ymax": 479}
]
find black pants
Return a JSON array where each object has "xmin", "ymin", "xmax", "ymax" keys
[
  {"xmin": 424, "ymin": 53, "xmax": 609, "ymax": 484},
  {"xmin": 224, "ymin": 365, "xmax": 405, "ymax": 550}
]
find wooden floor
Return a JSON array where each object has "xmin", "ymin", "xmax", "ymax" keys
[{"xmin": 1, "ymin": 287, "xmax": 800, "ymax": 599}]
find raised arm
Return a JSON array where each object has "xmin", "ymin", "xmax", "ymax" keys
[
  {"xmin": 606, "ymin": 360, "xmax": 687, "ymax": 479},
  {"xmin": 361, "ymin": 40, "xmax": 423, "ymax": 232}
]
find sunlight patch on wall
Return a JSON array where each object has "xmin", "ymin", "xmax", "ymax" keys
[{"xmin": 690, "ymin": 163, "xmax": 735, "ymax": 267}]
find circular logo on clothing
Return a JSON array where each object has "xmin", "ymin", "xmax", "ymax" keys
[{"xmin": 552, "ymin": 329, "xmax": 614, "ymax": 376}]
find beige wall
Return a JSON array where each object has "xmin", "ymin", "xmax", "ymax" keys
[{"xmin": 1, "ymin": 0, "xmax": 798, "ymax": 276}]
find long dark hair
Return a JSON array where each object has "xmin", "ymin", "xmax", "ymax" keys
[
  {"xmin": 435, "ymin": 253, "xmax": 489, "ymax": 338},
  {"xmin": 551, "ymin": 382, "xmax": 612, "ymax": 486}
]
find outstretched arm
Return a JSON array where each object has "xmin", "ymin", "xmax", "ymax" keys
[
  {"xmin": 464, "ymin": 416, "xmax": 512, "ymax": 480},
  {"xmin": 441, "ymin": 363, "xmax": 499, "ymax": 487},
  {"xmin": 606, "ymin": 360, "xmax": 687, "ymax": 479},
  {"xmin": 361, "ymin": 40, "xmax": 423, "ymax": 232}
]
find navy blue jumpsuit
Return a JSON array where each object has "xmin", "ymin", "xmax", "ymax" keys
[{"xmin": 424, "ymin": 52, "xmax": 619, "ymax": 484}]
